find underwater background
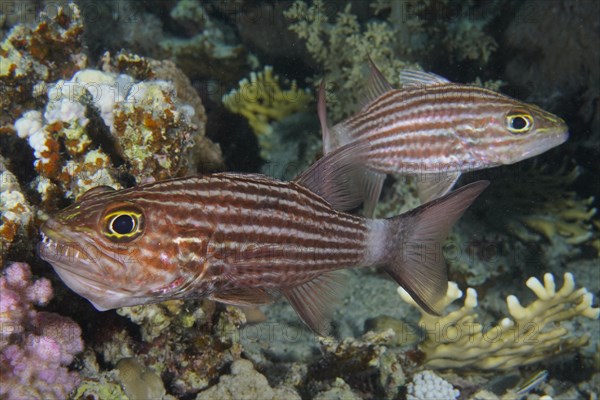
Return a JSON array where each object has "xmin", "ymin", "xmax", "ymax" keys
[{"xmin": 1, "ymin": 0, "xmax": 599, "ymax": 399}]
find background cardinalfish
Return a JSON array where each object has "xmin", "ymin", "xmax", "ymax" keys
[
  {"xmin": 39, "ymin": 141, "xmax": 488, "ymax": 335},
  {"xmin": 319, "ymin": 60, "xmax": 569, "ymax": 215}
]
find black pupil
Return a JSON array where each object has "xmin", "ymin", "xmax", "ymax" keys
[
  {"xmin": 112, "ymin": 215, "xmax": 135, "ymax": 234},
  {"xmin": 511, "ymin": 116, "xmax": 527, "ymax": 130}
]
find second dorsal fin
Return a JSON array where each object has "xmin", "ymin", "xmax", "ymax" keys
[{"xmin": 399, "ymin": 69, "xmax": 451, "ymax": 87}]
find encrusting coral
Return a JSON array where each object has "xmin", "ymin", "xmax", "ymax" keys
[
  {"xmin": 0, "ymin": 155, "xmax": 34, "ymax": 257},
  {"xmin": 398, "ymin": 272, "xmax": 599, "ymax": 370},
  {"xmin": 0, "ymin": 4, "xmax": 86, "ymax": 128}
]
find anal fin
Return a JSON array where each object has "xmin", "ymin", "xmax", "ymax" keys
[{"xmin": 282, "ymin": 271, "xmax": 346, "ymax": 336}]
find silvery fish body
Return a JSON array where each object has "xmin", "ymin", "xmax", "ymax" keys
[
  {"xmin": 39, "ymin": 141, "xmax": 488, "ymax": 334},
  {"xmin": 319, "ymin": 61, "xmax": 569, "ymax": 212}
]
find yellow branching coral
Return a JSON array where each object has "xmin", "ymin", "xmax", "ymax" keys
[
  {"xmin": 398, "ymin": 273, "xmax": 599, "ymax": 370},
  {"xmin": 222, "ymin": 66, "xmax": 311, "ymax": 158}
]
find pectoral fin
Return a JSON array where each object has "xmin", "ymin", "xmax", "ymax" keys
[
  {"xmin": 416, "ymin": 172, "xmax": 461, "ymax": 203},
  {"xmin": 282, "ymin": 271, "xmax": 346, "ymax": 336},
  {"xmin": 357, "ymin": 169, "xmax": 386, "ymax": 217}
]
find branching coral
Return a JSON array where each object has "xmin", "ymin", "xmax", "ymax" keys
[
  {"xmin": 398, "ymin": 273, "xmax": 599, "ymax": 370},
  {"xmin": 0, "ymin": 262, "xmax": 83, "ymax": 399},
  {"xmin": 222, "ymin": 65, "xmax": 312, "ymax": 159}
]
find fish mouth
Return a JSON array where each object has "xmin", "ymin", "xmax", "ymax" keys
[
  {"xmin": 501, "ymin": 127, "xmax": 569, "ymax": 164},
  {"xmin": 521, "ymin": 128, "xmax": 569, "ymax": 159},
  {"xmin": 39, "ymin": 232, "xmax": 154, "ymax": 311}
]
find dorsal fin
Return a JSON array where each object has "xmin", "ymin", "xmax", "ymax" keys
[
  {"xmin": 361, "ymin": 56, "xmax": 394, "ymax": 108},
  {"xmin": 399, "ymin": 69, "xmax": 451, "ymax": 87},
  {"xmin": 294, "ymin": 139, "xmax": 371, "ymax": 211}
]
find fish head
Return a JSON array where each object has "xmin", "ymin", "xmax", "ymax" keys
[
  {"xmin": 39, "ymin": 185, "xmax": 210, "ymax": 310},
  {"xmin": 464, "ymin": 93, "xmax": 569, "ymax": 166}
]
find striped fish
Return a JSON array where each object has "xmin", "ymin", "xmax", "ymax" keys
[
  {"xmin": 319, "ymin": 60, "xmax": 569, "ymax": 214},
  {"xmin": 39, "ymin": 141, "xmax": 488, "ymax": 334}
]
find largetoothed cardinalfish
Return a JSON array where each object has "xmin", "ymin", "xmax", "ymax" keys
[
  {"xmin": 318, "ymin": 59, "xmax": 569, "ymax": 215},
  {"xmin": 39, "ymin": 140, "xmax": 488, "ymax": 335}
]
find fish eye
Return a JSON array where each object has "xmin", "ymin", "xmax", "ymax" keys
[
  {"xmin": 506, "ymin": 112, "xmax": 533, "ymax": 134},
  {"xmin": 103, "ymin": 208, "xmax": 144, "ymax": 242}
]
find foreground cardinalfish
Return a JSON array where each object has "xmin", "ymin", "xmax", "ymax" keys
[
  {"xmin": 39, "ymin": 140, "xmax": 488, "ymax": 335},
  {"xmin": 319, "ymin": 59, "xmax": 569, "ymax": 215}
]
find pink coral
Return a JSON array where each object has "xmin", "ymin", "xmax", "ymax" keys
[{"xmin": 0, "ymin": 262, "xmax": 83, "ymax": 399}]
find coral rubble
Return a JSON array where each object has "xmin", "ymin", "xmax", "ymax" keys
[{"xmin": 399, "ymin": 273, "xmax": 599, "ymax": 370}]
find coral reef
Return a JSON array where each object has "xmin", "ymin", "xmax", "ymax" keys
[
  {"xmin": 115, "ymin": 357, "xmax": 166, "ymax": 400},
  {"xmin": 195, "ymin": 359, "xmax": 300, "ymax": 400},
  {"xmin": 97, "ymin": 303, "xmax": 246, "ymax": 397},
  {"xmin": 0, "ymin": 262, "xmax": 83, "ymax": 399},
  {"xmin": 0, "ymin": 155, "xmax": 34, "ymax": 258},
  {"xmin": 13, "ymin": 65, "xmax": 216, "ymax": 201},
  {"xmin": 307, "ymin": 330, "xmax": 407, "ymax": 398},
  {"xmin": 398, "ymin": 273, "xmax": 599, "ymax": 370},
  {"xmin": 0, "ymin": 4, "xmax": 86, "ymax": 128}
]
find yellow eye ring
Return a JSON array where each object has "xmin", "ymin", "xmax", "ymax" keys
[
  {"xmin": 506, "ymin": 112, "xmax": 534, "ymax": 134},
  {"xmin": 103, "ymin": 209, "xmax": 144, "ymax": 242}
]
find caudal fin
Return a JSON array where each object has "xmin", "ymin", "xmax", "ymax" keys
[{"xmin": 382, "ymin": 181, "xmax": 489, "ymax": 314}]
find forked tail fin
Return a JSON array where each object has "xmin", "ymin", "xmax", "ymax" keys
[{"xmin": 382, "ymin": 181, "xmax": 489, "ymax": 314}]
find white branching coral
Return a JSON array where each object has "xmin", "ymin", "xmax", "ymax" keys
[
  {"xmin": 398, "ymin": 273, "xmax": 599, "ymax": 370},
  {"xmin": 406, "ymin": 371, "xmax": 459, "ymax": 400}
]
